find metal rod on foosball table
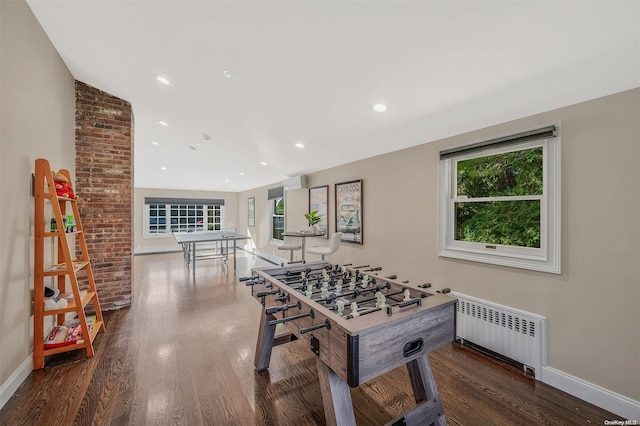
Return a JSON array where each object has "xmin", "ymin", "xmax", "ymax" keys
[
  {"xmin": 256, "ymin": 288, "xmax": 281, "ymax": 305},
  {"xmin": 274, "ymin": 293, "xmax": 291, "ymax": 303},
  {"xmin": 267, "ymin": 265, "xmax": 330, "ymax": 279},
  {"xmin": 284, "ymin": 268, "xmax": 352, "ymax": 288},
  {"xmin": 329, "ymin": 289, "xmax": 404, "ymax": 309},
  {"xmin": 285, "ymin": 275, "xmax": 344, "ymax": 290},
  {"xmin": 239, "ymin": 275, "xmax": 258, "ymax": 282},
  {"xmin": 265, "ymin": 301, "xmax": 301, "ymax": 315},
  {"xmin": 268, "ymin": 309, "xmax": 315, "ymax": 326},
  {"xmin": 295, "ymin": 275, "xmax": 352, "ymax": 296},
  {"xmin": 344, "ymin": 295, "xmax": 428, "ymax": 319},
  {"xmin": 282, "ymin": 275, "xmax": 321, "ymax": 287},
  {"xmin": 308, "ymin": 282, "xmax": 392, "ymax": 304},
  {"xmin": 300, "ymin": 319, "xmax": 331, "ymax": 334},
  {"xmin": 256, "ymin": 288, "xmax": 281, "ymax": 298}
]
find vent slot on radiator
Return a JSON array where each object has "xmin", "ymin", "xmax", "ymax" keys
[{"xmin": 452, "ymin": 292, "xmax": 547, "ymax": 380}]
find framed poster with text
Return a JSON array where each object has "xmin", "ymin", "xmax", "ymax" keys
[
  {"xmin": 335, "ymin": 179, "xmax": 362, "ymax": 244},
  {"xmin": 309, "ymin": 185, "xmax": 329, "ymax": 239},
  {"xmin": 248, "ymin": 197, "xmax": 255, "ymax": 227}
]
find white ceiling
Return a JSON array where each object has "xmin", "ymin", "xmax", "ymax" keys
[{"xmin": 26, "ymin": 1, "xmax": 640, "ymax": 192}]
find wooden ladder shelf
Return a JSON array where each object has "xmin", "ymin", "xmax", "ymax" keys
[{"xmin": 33, "ymin": 158, "xmax": 105, "ymax": 369}]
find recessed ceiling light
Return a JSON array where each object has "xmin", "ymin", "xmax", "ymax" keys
[
  {"xmin": 373, "ymin": 103, "xmax": 387, "ymax": 112},
  {"xmin": 239, "ymin": 172, "xmax": 245, "ymax": 176},
  {"xmin": 295, "ymin": 142, "xmax": 305, "ymax": 149},
  {"xmin": 160, "ymin": 166, "xmax": 167, "ymax": 171},
  {"xmin": 151, "ymin": 141, "xmax": 159, "ymax": 146},
  {"xmin": 156, "ymin": 75, "xmax": 171, "ymax": 85},
  {"xmin": 259, "ymin": 161, "xmax": 268, "ymax": 166},
  {"xmin": 158, "ymin": 121, "xmax": 168, "ymax": 126},
  {"xmin": 225, "ymin": 179, "xmax": 230, "ymax": 183},
  {"xmin": 188, "ymin": 145, "xmax": 197, "ymax": 151},
  {"xmin": 202, "ymin": 133, "xmax": 211, "ymax": 141},
  {"xmin": 222, "ymin": 70, "xmax": 233, "ymax": 79}
]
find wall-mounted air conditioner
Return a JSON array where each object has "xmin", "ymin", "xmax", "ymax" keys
[{"xmin": 283, "ymin": 175, "xmax": 308, "ymax": 191}]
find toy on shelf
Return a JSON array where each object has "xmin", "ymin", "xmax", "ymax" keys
[{"xmin": 53, "ymin": 171, "xmax": 78, "ymax": 199}]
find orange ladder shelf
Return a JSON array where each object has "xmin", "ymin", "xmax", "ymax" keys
[{"xmin": 33, "ymin": 158, "xmax": 105, "ymax": 369}]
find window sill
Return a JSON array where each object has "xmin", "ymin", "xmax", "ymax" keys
[{"xmin": 439, "ymin": 247, "xmax": 561, "ymax": 274}]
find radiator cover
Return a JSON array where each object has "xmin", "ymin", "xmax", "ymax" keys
[{"xmin": 451, "ymin": 292, "xmax": 547, "ymax": 380}]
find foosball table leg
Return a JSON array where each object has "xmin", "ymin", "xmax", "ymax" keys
[
  {"xmin": 316, "ymin": 357, "xmax": 356, "ymax": 426},
  {"xmin": 254, "ymin": 312, "xmax": 277, "ymax": 371},
  {"xmin": 402, "ymin": 354, "xmax": 447, "ymax": 426}
]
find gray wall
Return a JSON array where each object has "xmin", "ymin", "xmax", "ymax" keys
[{"xmin": 0, "ymin": 0, "xmax": 76, "ymax": 400}]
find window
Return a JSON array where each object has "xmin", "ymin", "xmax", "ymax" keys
[
  {"xmin": 145, "ymin": 201, "xmax": 223, "ymax": 237},
  {"xmin": 271, "ymin": 197, "xmax": 285, "ymax": 241},
  {"xmin": 438, "ymin": 125, "xmax": 561, "ymax": 273},
  {"xmin": 268, "ymin": 186, "xmax": 285, "ymax": 242}
]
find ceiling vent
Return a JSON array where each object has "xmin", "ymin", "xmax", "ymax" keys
[{"xmin": 283, "ymin": 175, "xmax": 308, "ymax": 191}]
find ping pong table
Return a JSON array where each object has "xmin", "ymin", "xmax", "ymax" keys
[{"xmin": 174, "ymin": 231, "xmax": 250, "ymax": 270}]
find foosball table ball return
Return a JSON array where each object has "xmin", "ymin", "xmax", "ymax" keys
[{"xmin": 241, "ymin": 262, "xmax": 457, "ymax": 426}]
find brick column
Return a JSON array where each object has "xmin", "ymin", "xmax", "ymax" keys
[{"xmin": 75, "ymin": 81, "xmax": 133, "ymax": 310}]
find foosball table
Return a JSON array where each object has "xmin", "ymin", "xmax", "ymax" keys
[{"xmin": 242, "ymin": 262, "xmax": 456, "ymax": 426}]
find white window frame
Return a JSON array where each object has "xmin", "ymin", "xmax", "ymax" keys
[
  {"xmin": 438, "ymin": 129, "xmax": 561, "ymax": 273},
  {"xmin": 144, "ymin": 203, "xmax": 224, "ymax": 238}
]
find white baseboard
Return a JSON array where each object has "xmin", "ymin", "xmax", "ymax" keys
[
  {"xmin": 0, "ymin": 355, "xmax": 32, "ymax": 411},
  {"xmin": 540, "ymin": 366, "xmax": 640, "ymax": 420},
  {"xmin": 243, "ymin": 245, "xmax": 286, "ymax": 265}
]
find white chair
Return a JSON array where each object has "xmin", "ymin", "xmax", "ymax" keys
[
  {"xmin": 278, "ymin": 238, "xmax": 302, "ymax": 262},
  {"xmin": 306, "ymin": 232, "xmax": 342, "ymax": 260}
]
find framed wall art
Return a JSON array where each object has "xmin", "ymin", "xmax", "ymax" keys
[
  {"xmin": 309, "ymin": 185, "xmax": 329, "ymax": 238},
  {"xmin": 335, "ymin": 179, "xmax": 363, "ymax": 244},
  {"xmin": 248, "ymin": 197, "xmax": 255, "ymax": 227}
]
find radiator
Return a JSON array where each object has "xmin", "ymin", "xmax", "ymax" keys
[{"xmin": 451, "ymin": 292, "xmax": 547, "ymax": 380}]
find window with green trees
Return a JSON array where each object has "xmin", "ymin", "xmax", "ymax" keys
[
  {"xmin": 439, "ymin": 125, "xmax": 561, "ymax": 273},
  {"xmin": 455, "ymin": 146, "xmax": 543, "ymax": 248}
]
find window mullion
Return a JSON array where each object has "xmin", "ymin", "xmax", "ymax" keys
[{"xmin": 453, "ymin": 195, "xmax": 543, "ymax": 203}]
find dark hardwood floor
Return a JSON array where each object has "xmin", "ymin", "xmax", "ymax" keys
[{"xmin": 1, "ymin": 252, "xmax": 620, "ymax": 425}]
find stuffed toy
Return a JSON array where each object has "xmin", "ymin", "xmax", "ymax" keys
[{"xmin": 53, "ymin": 172, "xmax": 78, "ymax": 199}]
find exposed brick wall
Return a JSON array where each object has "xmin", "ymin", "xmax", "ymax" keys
[{"xmin": 75, "ymin": 81, "xmax": 133, "ymax": 310}]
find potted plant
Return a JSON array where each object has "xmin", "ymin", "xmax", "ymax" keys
[{"xmin": 304, "ymin": 210, "xmax": 321, "ymax": 232}]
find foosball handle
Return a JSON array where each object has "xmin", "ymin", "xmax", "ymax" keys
[
  {"xmin": 268, "ymin": 309, "xmax": 315, "ymax": 326},
  {"xmin": 265, "ymin": 300, "xmax": 301, "ymax": 315},
  {"xmin": 245, "ymin": 278, "xmax": 265, "ymax": 286},
  {"xmin": 399, "ymin": 297, "xmax": 422, "ymax": 308},
  {"xmin": 300, "ymin": 319, "xmax": 331, "ymax": 334},
  {"xmin": 256, "ymin": 288, "xmax": 281, "ymax": 297},
  {"xmin": 274, "ymin": 293, "xmax": 291, "ymax": 303}
]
